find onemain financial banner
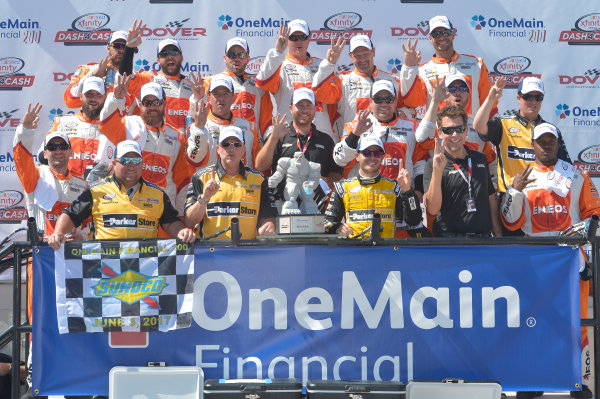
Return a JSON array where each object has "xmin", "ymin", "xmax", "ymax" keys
[{"xmin": 33, "ymin": 245, "xmax": 581, "ymax": 396}]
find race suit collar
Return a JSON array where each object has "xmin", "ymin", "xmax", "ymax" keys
[
  {"xmin": 515, "ymin": 111, "xmax": 542, "ymax": 127},
  {"xmin": 358, "ymin": 173, "xmax": 381, "ymax": 185},
  {"xmin": 376, "ymin": 114, "xmax": 398, "ymax": 126},
  {"xmin": 109, "ymin": 175, "xmax": 146, "ymax": 194},
  {"xmin": 216, "ymin": 158, "xmax": 246, "ymax": 179},
  {"xmin": 159, "ymin": 71, "xmax": 185, "ymax": 81},
  {"xmin": 222, "ymin": 69, "xmax": 248, "ymax": 80},
  {"xmin": 77, "ymin": 112, "xmax": 99, "ymax": 124},
  {"xmin": 532, "ymin": 162, "xmax": 556, "ymax": 173},
  {"xmin": 353, "ymin": 66, "xmax": 379, "ymax": 78},
  {"xmin": 431, "ymin": 52, "xmax": 459, "ymax": 64},
  {"xmin": 286, "ymin": 52, "xmax": 312, "ymax": 65},
  {"xmin": 209, "ymin": 110, "xmax": 234, "ymax": 125}
]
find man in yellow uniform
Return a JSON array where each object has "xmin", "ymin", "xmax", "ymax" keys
[
  {"xmin": 184, "ymin": 126, "xmax": 277, "ymax": 240},
  {"xmin": 48, "ymin": 140, "xmax": 195, "ymax": 249},
  {"xmin": 324, "ymin": 136, "xmax": 422, "ymax": 238}
]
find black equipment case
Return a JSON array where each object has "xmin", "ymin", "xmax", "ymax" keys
[
  {"xmin": 204, "ymin": 378, "xmax": 302, "ymax": 399},
  {"xmin": 307, "ymin": 380, "xmax": 405, "ymax": 399}
]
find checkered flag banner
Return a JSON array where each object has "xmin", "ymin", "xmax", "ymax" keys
[
  {"xmin": 54, "ymin": 239, "xmax": 194, "ymax": 334},
  {"xmin": 165, "ymin": 18, "xmax": 189, "ymax": 28}
]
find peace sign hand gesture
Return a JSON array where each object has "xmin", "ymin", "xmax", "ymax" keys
[{"xmin": 396, "ymin": 158, "xmax": 411, "ymax": 192}]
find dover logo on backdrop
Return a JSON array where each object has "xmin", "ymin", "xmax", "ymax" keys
[
  {"xmin": 390, "ymin": 21, "xmax": 430, "ymax": 40},
  {"xmin": 141, "ymin": 18, "xmax": 206, "ymax": 41},
  {"xmin": 559, "ymin": 69, "xmax": 600, "ymax": 89}
]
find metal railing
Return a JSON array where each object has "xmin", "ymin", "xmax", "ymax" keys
[{"xmin": 1, "ymin": 216, "xmax": 598, "ymax": 398}]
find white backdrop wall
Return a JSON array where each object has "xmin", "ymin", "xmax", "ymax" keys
[{"xmin": 0, "ymin": 0, "xmax": 599, "ymax": 240}]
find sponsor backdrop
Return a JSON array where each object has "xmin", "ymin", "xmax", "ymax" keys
[
  {"xmin": 34, "ymin": 245, "xmax": 581, "ymax": 395},
  {"xmin": 0, "ymin": 0, "xmax": 599, "ymax": 241}
]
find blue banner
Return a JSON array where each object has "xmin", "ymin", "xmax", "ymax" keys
[{"xmin": 33, "ymin": 245, "xmax": 581, "ymax": 396}]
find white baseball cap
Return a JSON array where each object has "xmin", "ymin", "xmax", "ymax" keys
[
  {"xmin": 116, "ymin": 140, "xmax": 142, "ymax": 158},
  {"xmin": 357, "ymin": 135, "xmax": 384, "ymax": 152},
  {"xmin": 218, "ymin": 126, "xmax": 245, "ymax": 144},
  {"xmin": 226, "ymin": 37, "xmax": 249, "ymax": 52},
  {"xmin": 109, "ymin": 30, "xmax": 127, "ymax": 44},
  {"xmin": 209, "ymin": 75, "xmax": 234, "ymax": 92},
  {"xmin": 429, "ymin": 16, "xmax": 452, "ymax": 32},
  {"xmin": 140, "ymin": 82, "xmax": 165, "ymax": 101},
  {"xmin": 157, "ymin": 38, "xmax": 181, "ymax": 53},
  {"xmin": 288, "ymin": 19, "xmax": 309, "ymax": 36},
  {"xmin": 518, "ymin": 77, "xmax": 545, "ymax": 95},
  {"xmin": 44, "ymin": 132, "xmax": 70, "ymax": 147},
  {"xmin": 532, "ymin": 123, "xmax": 558, "ymax": 141},
  {"xmin": 81, "ymin": 76, "xmax": 106, "ymax": 95},
  {"xmin": 291, "ymin": 87, "xmax": 316, "ymax": 105},
  {"xmin": 350, "ymin": 34, "xmax": 373, "ymax": 52},
  {"xmin": 370, "ymin": 80, "xmax": 396, "ymax": 97},
  {"xmin": 445, "ymin": 74, "xmax": 468, "ymax": 87}
]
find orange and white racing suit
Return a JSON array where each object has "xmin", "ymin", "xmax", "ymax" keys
[
  {"xmin": 312, "ymin": 62, "xmax": 423, "ymax": 137},
  {"xmin": 193, "ymin": 70, "xmax": 274, "ymax": 139},
  {"xmin": 99, "ymin": 93, "xmax": 194, "ymax": 214},
  {"xmin": 187, "ymin": 110, "xmax": 260, "ymax": 169},
  {"xmin": 501, "ymin": 159, "xmax": 600, "ymax": 368},
  {"xmin": 256, "ymin": 49, "xmax": 335, "ymax": 140},
  {"xmin": 13, "ymin": 124, "xmax": 88, "ymax": 238},
  {"xmin": 400, "ymin": 53, "xmax": 497, "ymax": 118},
  {"xmin": 63, "ymin": 62, "xmax": 136, "ymax": 111},
  {"xmin": 44, "ymin": 113, "xmax": 103, "ymax": 180}
]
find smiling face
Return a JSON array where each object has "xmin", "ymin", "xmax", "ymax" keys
[
  {"xmin": 113, "ymin": 151, "xmax": 143, "ymax": 188},
  {"xmin": 357, "ymin": 145, "xmax": 384, "ymax": 177},
  {"xmin": 440, "ymin": 116, "xmax": 467, "ymax": 154},
  {"xmin": 349, "ymin": 46, "xmax": 375, "ymax": 75},
  {"xmin": 140, "ymin": 94, "xmax": 166, "ymax": 127},
  {"xmin": 290, "ymin": 99, "xmax": 316, "ymax": 129},
  {"xmin": 429, "ymin": 27, "xmax": 455, "ymax": 56},
  {"xmin": 81, "ymin": 90, "xmax": 106, "ymax": 120},
  {"xmin": 44, "ymin": 137, "xmax": 72, "ymax": 173},
  {"xmin": 517, "ymin": 91, "xmax": 543, "ymax": 120},
  {"xmin": 370, "ymin": 89, "xmax": 396, "ymax": 121},
  {"xmin": 107, "ymin": 40, "xmax": 125, "ymax": 66},
  {"xmin": 157, "ymin": 45, "xmax": 183, "ymax": 76}
]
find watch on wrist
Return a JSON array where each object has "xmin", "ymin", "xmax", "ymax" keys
[{"xmin": 197, "ymin": 197, "xmax": 209, "ymax": 205}]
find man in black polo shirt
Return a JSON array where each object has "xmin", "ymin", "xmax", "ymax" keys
[
  {"xmin": 255, "ymin": 87, "xmax": 343, "ymax": 211},
  {"xmin": 423, "ymin": 105, "xmax": 502, "ymax": 237}
]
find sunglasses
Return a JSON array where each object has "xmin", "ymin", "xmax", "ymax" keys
[
  {"xmin": 117, "ymin": 157, "xmax": 143, "ymax": 166},
  {"xmin": 448, "ymin": 86, "xmax": 469, "ymax": 93},
  {"xmin": 158, "ymin": 48, "xmax": 181, "ymax": 57},
  {"xmin": 361, "ymin": 149, "xmax": 384, "ymax": 158},
  {"xmin": 110, "ymin": 42, "xmax": 126, "ymax": 50},
  {"xmin": 45, "ymin": 142, "xmax": 70, "ymax": 151},
  {"xmin": 440, "ymin": 125, "xmax": 466, "ymax": 135},
  {"xmin": 430, "ymin": 29, "xmax": 453, "ymax": 39},
  {"xmin": 289, "ymin": 34, "xmax": 309, "ymax": 42},
  {"xmin": 521, "ymin": 93, "xmax": 544, "ymax": 102},
  {"xmin": 220, "ymin": 141, "xmax": 243, "ymax": 148},
  {"xmin": 226, "ymin": 51, "xmax": 248, "ymax": 59},
  {"xmin": 141, "ymin": 99, "xmax": 164, "ymax": 107},
  {"xmin": 372, "ymin": 96, "xmax": 395, "ymax": 104}
]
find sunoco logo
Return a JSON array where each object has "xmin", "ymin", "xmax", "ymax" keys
[
  {"xmin": 559, "ymin": 13, "xmax": 600, "ymax": 45},
  {"xmin": 55, "ymin": 13, "xmax": 112, "ymax": 46},
  {"xmin": 576, "ymin": 144, "xmax": 600, "ymax": 177},
  {"xmin": 559, "ymin": 69, "xmax": 600, "ymax": 88},
  {"xmin": 490, "ymin": 56, "xmax": 541, "ymax": 88},
  {"xmin": 390, "ymin": 21, "xmax": 430, "ymax": 40},
  {"xmin": 0, "ymin": 17, "xmax": 41, "ymax": 44},
  {"xmin": 217, "ymin": 14, "xmax": 287, "ymax": 38},
  {"xmin": 556, "ymin": 103, "xmax": 600, "ymax": 127},
  {"xmin": 245, "ymin": 56, "xmax": 266, "ymax": 76},
  {"xmin": 94, "ymin": 263, "xmax": 166, "ymax": 308},
  {"xmin": 311, "ymin": 12, "xmax": 372, "ymax": 45},
  {"xmin": 135, "ymin": 58, "xmax": 209, "ymax": 74},
  {"xmin": 0, "ymin": 57, "xmax": 34, "ymax": 90},
  {"xmin": 470, "ymin": 14, "xmax": 546, "ymax": 43}
]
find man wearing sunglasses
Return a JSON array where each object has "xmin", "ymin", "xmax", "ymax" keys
[
  {"xmin": 399, "ymin": 15, "xmax": 496, "ymax": 119},
  {"xmin": 325, "ymin": 136, "xmax": 422, "ymax": 238},
  {"xmin": 333, "ymin": 80, "xmax": 428, "ymax": 197},
  {"xmin": 423, "ymin": 105, "xmax": 502, "ymax": 238},
  {"xmin": 44, "ymin": 76, "xmax": 108, "ymax": 181},
  {"xmin": 312, "ymin": 34, "xmax": 423, "ymax": 138},
  {"xmin": 119, "ymin": 20, "xmax": 200, "ymax": 130},
  {"xmin": 184, "ymin": 126, "xmax": 277, "ymax": 240},
  {"xmin": 190, "ymin": 37, "xmax": 273, "ymax": 140},
  {"xmin": 255, "ymin": 87, "xmax": 343, "ymax": 212},
  {"xmin": 256, "ymin": 19, "xmax": 338, "ymax": 139},
  {"xmin": 416, "ymin": 75, "xmax": 497, "ymax": 185},
  {"xmin": 99, "ymin": 79, "xmax": 195, "ymax": 215},
  {"xmin": 14, "ymin": 103, "xmax": 89, "ymax": 240},
  {"xmin": 63, "ymin": 30, "xmax": 136, "ymax": 111},
  {"xmin": 474, "ymin": 77, "xmax": 571, "ymax": 199},
  {"xmin": 187, "ymin": 76, "xmax": 260, "ymax": 170},
  {"xmin": 49, "ymin": 140, "xmax": 195, "ymax": 249}
]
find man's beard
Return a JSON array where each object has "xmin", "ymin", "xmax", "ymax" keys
[{"xmin": 82, "ymin": 102, "xmax": 102, "ymax": 120}]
